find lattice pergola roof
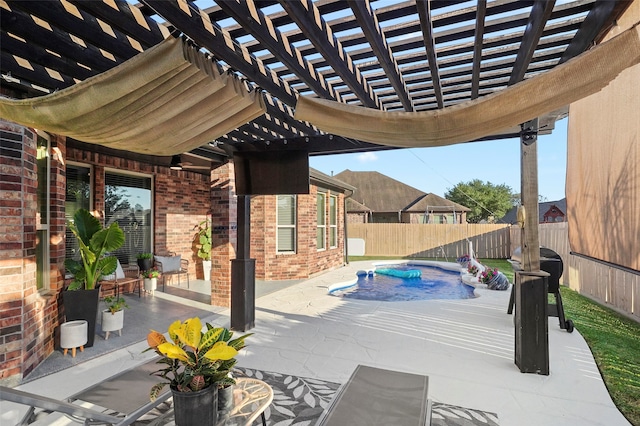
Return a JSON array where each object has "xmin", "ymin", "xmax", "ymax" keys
[{"xmin": 0, "ymin": 0, "xmax": 631, "ymax": 167}]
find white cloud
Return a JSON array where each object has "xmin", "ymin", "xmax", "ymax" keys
[{"xmin": 357, "ymin": 152, "xmax": 378, "ymax": 163}]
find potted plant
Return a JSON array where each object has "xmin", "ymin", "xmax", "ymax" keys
[
  {"xmin": 101, "ymin": 296, "xmax": 128, "ymax": 340},
  {"xmin": 145, "ymin": 317, "xmax": 250, "ymax": 426},
  {"xmin": 480, "ymin": 266, "xmax": 510, "ymax": 290},
  {"xmin": 136, "ymin": 252, "xmax": 154, "ymax": 272},
  {"xmin": 142, "ymin": 268, "xmax": 161, "ymax": 293},
  {"xmin": 64, "ymin": 209, "xmax": 125, "ymax": 347},
  {"xmin": 195, "ymin": 218, "xmax": 212, "ymax": 282},
  {"xmin": 456, "ymin": 254, "xmax": 471, "ymax": 268}
]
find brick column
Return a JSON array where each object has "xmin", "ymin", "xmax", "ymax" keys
[
  {"xmin": 0, "ymin": 120, "xmax": 38, "ymax": 386},
  {"xmin": 210, "ymin": 162, "xmax": 237, "ymax": 307}
]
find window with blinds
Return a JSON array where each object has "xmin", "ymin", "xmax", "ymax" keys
[
  {"xmin": 317, "ymin": 192, "xmax": 326, "ymax": 250},
  {"xmin": 104, "ymin": 171, "xmax": 152, "ymax": 265},
  {"xmin": 276, "ymin": 195, "xmax": 296, "ymax": 253},
  {"xmin": 329, "ymin": 194, "xmax": 337, "ymax": 248}
]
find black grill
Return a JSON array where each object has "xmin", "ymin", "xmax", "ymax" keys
[{"xmin": 510, "ymin": 246, "xmax": 574, "ymax": 333}]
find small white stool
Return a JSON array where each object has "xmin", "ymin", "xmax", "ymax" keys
[{"xmin": 60, "ymin": 320, "xmax": 88, "ymax": 357}]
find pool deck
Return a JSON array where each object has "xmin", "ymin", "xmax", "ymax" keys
[{"xmin": 4, "ymin": 261, "xmax": 630, "ymax": 426}]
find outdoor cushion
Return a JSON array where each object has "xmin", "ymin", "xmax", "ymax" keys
[{"xmin": 155, "ymin": 255, "xmax": 181, "ymax": 273}]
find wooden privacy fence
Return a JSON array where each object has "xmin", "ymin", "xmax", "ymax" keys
[{"xmin": 348, "ymin": 223, "xmax": 511, "ymax": 259}]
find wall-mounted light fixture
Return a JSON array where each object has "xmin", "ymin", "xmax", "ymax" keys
[{"xmin": 170, "ymin": 155, "xmax": 182, "ymax": 170}]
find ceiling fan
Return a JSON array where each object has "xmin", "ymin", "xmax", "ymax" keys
[{"xmin": 169, "ymin": 154, "xmax": 211, "ymax": 171}]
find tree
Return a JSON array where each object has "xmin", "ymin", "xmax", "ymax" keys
[{"xmin": 445, "ymin": 179, "xmax": 515, "ymax": 223}]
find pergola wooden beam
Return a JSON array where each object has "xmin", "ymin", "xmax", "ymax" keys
[
  {"xmin": 141, "ymin": 0, "xmax": 298, "ymax": 107},
  {"xmin": 348, "ymin": 0, "xmax": 413, "ymax": 111},
  {"xmin": 471, "ymin": 0, "xmax": 487, "ymax": 100},
  {"xmin": 416, "ymin": 0, "xmax": 445, "ymax": 109},
  {"xmin": 559, "ymin": 0, "xmax": 633, "ymax": 64},
  {"xmin": 70, "ymin": 0, "xmax": 166, "ymax": 48},
  {"xmin": 509, "ymin": 0, "xmax": 555, "ymax": 85},
  {"xmin": 0, "ymin": 4, "xmax": 118, "ymax": 76},
  {"xmin": 216, "ymin": 0, "xmax": 338, "ymax": 102},
  {"xmin": 277, "ymin": 0, "xmax": 380, "ymax": 109}
]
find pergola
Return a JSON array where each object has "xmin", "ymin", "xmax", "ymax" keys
[
  {"xmin": 1, "ymin": 1, "xmax": 631, "ymax": 159},
  {"xmin": 1, "ymin": 1, "xmax": 635, "ymax": 349}
]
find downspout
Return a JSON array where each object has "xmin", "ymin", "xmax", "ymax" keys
[{"xmin": 343, "ymin": 188, "xmax": 354, "ymax": 265}]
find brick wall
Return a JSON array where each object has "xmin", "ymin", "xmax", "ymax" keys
[
  {"xmin": 210, "ymin": 162, "xmax": 237, "ymax": 307},
  {"xmin": 251, "ymin": 185, "xmax": 346, "ymax": 281},
  {"xmin": 66, "ymin": 147, "xmax": 212, "ymax": 278},
  {"xmin": 0, "ymin": 126, "xmax": 348, "ymax": 383},
  {"xmin": 0, "ymin": 121, "xmax": 65, "ymax": 386}
]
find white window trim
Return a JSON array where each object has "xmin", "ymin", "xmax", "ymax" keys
[
  {"xmin": 35, "ymin": 130, "xmax": 50, "ymax": 291},
  {"xmin": 317, "ymin": 192, "xmax": 326, "ymax": 251},
  {"xmin": 329, "ymin": 194, "xmax": 338, "ymax": 249},
  {"xmin": 276, "ymin": 195, "xmax": 296, "ymax": 254}
]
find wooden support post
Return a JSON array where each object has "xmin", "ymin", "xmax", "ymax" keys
[
  {"xmin": 520, "ymin": 118, "xmax": 541, "ymax": 272},
  {"xmin": 514, "ymin": 118, "xmax": 549, "ymax": 374},
  {"xmin": 231, "ymin": 195, "xmax": 255, "ymax": 331}
]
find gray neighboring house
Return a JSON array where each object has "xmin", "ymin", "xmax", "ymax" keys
[
  {"xmin": 500, "ymin": 198, "xmax": 567, "ymax": 224},
  {"xmin": 335, "ymin": 170, "xmax": 469, "ymax": 224}
]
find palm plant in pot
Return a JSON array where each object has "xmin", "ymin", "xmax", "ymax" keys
[
  {"xmin": 145, "ymin": 317, "xmax": 251, "ymax": 426},
  {"xmin": 101, "ymin": 296, "xmax": 128, "ymax": 340},
  {"xmin": 64, "ymin": 209, "xmax": 125, "ymax": 347},
  {"xmin": 195, "ymin": 218, "xmax": 212, "ymax": 282}
]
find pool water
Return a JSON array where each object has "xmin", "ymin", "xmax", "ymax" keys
[{"xmin": 330, "ymin": 264, "xmax": 475, "ymax": 301}]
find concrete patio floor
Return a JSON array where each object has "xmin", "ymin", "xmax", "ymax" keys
[{"xmin": 5, "ymin": 261, "xmax": 630, "ymax": 426}]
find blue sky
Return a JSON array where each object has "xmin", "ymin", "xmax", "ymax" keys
[{"xmin": 309, "ymin": 118, "xmax": 568, "ymax": 203}]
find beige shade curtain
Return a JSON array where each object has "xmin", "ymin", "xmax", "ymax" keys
[
  {"xmin": 567, "ymin": 22, "xmax": 640, "ymax": 272},
  {"xmin": 0, "ymin": 36, "xmax": 266, "ymax": 156},
  {"xmin": 294, "ymin": 24, "xmax": 640, "ymax": 149}
]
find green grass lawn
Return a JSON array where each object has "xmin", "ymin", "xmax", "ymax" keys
[
  {"xmin": 559, "ymin": 287, "xmax": 640, "ymax": 425},
  {"xmin": 349, "ymin": 256, "xmax": 640, "ymax": 424}
]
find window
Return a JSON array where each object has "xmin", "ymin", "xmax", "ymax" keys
[
  {"xmin": 104, "ymin": 171, "xmax": 152, "ymax": 265},
  {"xmin": 36, "ymin": 133, "xmax": 50, "ymax": 290},
  {"xmin": 276, "ymin": 195, "xmax": 296, "ymax": 253},
  {"xmin": 317, "ymin": 192, "xmax": 326, "ymax": 250},
  {"xmin": 66, "ymin": 164, "xmax": 92, "ymax": 261},
  {"xmin": 329, "ymin": 195, "xmax": 337, "ymax": 248}
]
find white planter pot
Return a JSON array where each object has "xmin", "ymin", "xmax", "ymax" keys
[
  {"xmin": 202, "ymin": 260, "xmax": 212, "ymax": 282},
  {"xmin": 144, "ymin": 277, "xmax": 157, "ymax": 293},
  {"xmin": 101, "ymin": 309, "xmax": 124, "ymax": 340},
  {"xmin": 60, "ymin": 320, "xmax": 88, "ymax": 357}
]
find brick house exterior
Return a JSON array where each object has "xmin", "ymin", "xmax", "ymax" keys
[{"xmin": 0, "ymin": 120, "xmax": 351, "ymax": 385}]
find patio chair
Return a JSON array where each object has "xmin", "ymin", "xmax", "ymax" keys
[
  {"xmin": 0, "ymin": 360, "xmax": 171, "ymax": 426},
  {"xmin": 99, "ymin": 260, "xmax": 141, "ymax": 299},
  {"xmin": 316, "ymin": 365, "xmax": 432, "ymax": 426},
  {"xmin": 154, "ymin": 252, "xmax": 189, "ymax": 289}
]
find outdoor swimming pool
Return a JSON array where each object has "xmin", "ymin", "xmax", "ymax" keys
[{"xmin": 329, "ymin": 262, "xmax": 476, "ymax": 302}]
